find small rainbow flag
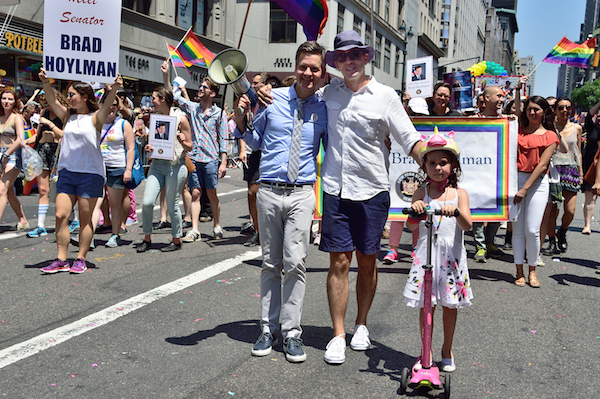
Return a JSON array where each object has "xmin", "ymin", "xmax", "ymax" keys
[
  {"xmin": 543, "ymin": 36, "xmax": 597, "ymax": 69},
  {"xmin": 167, "ymin": 43, "xmax": 191, "ymax": 68},
  {"xmin": 274, "ymin": 0, "xmax": 328, "ymax": 41},
  {"xmin": 177, "ymin": 29, "xmax": 215, "ymax": 68}
]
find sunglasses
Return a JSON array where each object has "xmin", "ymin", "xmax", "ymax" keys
[
  {"xmin": 66, "ymin": 92, "xmax": 76, "ymax": 98},
  {"xmin": 557, "ymin": 105, "xmax": 571, "ymax": 111},
  {"xmin": 200, "ymin": 85, "xmax": 210, "ymax": 90},
  {"xmin": 334, "ymin": 49, "xmax": 364, "ymax": 63}
]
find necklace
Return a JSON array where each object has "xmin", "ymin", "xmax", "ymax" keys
[{"xmin": 432, "ymin": 185, "xmax": 449, "ymax": 245}]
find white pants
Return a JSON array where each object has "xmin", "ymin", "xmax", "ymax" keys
[{"xmin": 513, "ymin": 172, "xmax": 549, "ymax": 266}]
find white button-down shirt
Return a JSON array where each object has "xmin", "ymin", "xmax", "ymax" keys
[{"xmin": 320, "ymin": 77, "xmax": 419, "ymax": 201}]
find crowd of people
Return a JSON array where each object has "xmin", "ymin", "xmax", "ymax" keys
[{"xmin": 2, "ymin": 29, "xmax": 600, "ymax": 371}]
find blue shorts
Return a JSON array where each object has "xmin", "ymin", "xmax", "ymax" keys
[
  {"xmin": 57, "ymin": 169, "xmax": 105, "ymax": 198},
  {"xmin": 188, "ymin": 159, "xmax": 219, "ymax": 190},
  {"xmin": 0, "ymin": 147, "xmax": 22, "ymax": 171},
  {"xmin": 320, "ymin": 191, "xmax": 390, "ymax": 256},
  {"xmin": 106, "ymin": 167, "xmax": 126, "ymax": 189}
]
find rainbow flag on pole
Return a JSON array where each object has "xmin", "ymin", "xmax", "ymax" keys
[
  {"xmin": 274, "ymin": 0, "xmax": 329, "ymax": 41},
  {"xmin": 177, "ymin": 29, "xmax": 215, "ymax": 68},
  {"xmin": 543, "ymin": 36, "xmax": 597, "ymax": 68},
  {"xmin": 167, "ymin": 43, "xmax": 191, "ymax": 68}
]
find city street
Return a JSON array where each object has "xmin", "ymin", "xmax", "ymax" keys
[{"xmin": 1, "ymin": 167, "xmax": 599, "ymax": 399}]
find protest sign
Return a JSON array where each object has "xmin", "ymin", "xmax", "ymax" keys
[
  {"xmin": 43, "ymin": 0, "xmax": 121, "ymax": 83},
  {"xmin": 406, "ymin": 56, "xmax": 433, "ymax": 98},
  {"xmin": 148, "ymin": 114, "xmax": 178, "ymax": 160},
  {"xmin": 443, "ymin": 71, "xmax": 473, "ymax": 110},
  {"xmin": 388, "ymin": 117, "xmax": 518, "ymax": 222}
]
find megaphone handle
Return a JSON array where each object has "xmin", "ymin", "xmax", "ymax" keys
[
  {"xmin": 246, "ymin": 88, "xmax": 259, "ymax": 108},
  {"xmin": 245, "ymin": 111, "xmax": 254, "ymax": 131}
]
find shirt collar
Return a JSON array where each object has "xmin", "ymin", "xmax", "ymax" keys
[
  {"xmin": 338, "ymin": 75, "xmax": 376, "ymax": 95},
  {"xmin": 289, "ymin": 84, "xmax": 316, "ymax": 105}
]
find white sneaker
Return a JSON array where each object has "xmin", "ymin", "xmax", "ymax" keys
[
  {"xmin": 350, "ymin": 324, "xmax": 370, "ymax": 351},
  {"xmin": 181, "ymin": 229, "xmax": 200, "ymax": 243},
  {"xmin": 213, "ymin": 226, "xmax": 224, "ymax": 239},
  {"xmin": 537, "ymin": 255, "xmax": 545, "ymax": 266},
  {"xmin": 324, "ymin": 335, "xmax": 346, "ymax": 364}
]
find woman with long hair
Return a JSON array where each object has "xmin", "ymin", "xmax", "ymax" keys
[
  {"xmin": 582, "ymin": 99, "xmax": 600, "ymax": 234},
  {"xmin": 38, "ymin": 68, "xmax": 122, "ymax": 274},
  {"xmin": 544, "ymin": 97, "xmax": 582, "ymax": 253},
  {"xmin": 136, "ymin": 87, "xmax": 192, "ymax": 253},
  {"xmin": 0, "ymin": 88, "xmax": 29, "ymax": 230},
  {"xmin": 513, "ymin": 82, "xmax": 559, "ymax": 288},
  {"xmin": 25, "ymin": 89, "xmax": 69, "ymax": 237}
]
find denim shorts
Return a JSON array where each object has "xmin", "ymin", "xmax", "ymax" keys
[
  {"xmin": 56, "ymin": 169, "xmax": 105, "ymax": 198},
  {"xmin": 188, "ymin": 159, "xmax": 219, "ymax": 189},
  {"xmin": 0, "ymin": 147, "xmax": 23, "ymax": 171},
  {"xmin": 106, "ymin": 167, "xmax": 126, "ymax": 189},
  {"xmin": 320, "ymin": 191, "xmax": 390, "ymax": 255}
]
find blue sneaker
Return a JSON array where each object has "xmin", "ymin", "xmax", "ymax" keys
[
  {"xmin": 283, "ymin": 337, "xmax": 307, "ymax": 363},
  {"xmin": 27, "ymin": 227, "xmax": 48, "ymax": 238},
  {"xmin": 251, "ymin": 332, "xmax": 275, "ymax": 357},
  {"xmin": 105, "ymin": 234, "xmax": 122, "ymax": 248},
  {"xmin": 69, "ymin": 220, "xmax": 80, "ymax": 233}
]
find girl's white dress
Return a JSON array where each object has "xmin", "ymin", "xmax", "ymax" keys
[{"xmin": 403, "ymin": 186, "xmax": 473, "ymax": 309}]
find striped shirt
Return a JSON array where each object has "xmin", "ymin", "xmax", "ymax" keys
[{"xmin": 174, "ymin": 94, "xmax": 229, "ymax": 163}]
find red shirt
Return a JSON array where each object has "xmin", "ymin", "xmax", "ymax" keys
[{"xmin": 517, "ymin": 128, "xmax": 560, "ymax": 172}]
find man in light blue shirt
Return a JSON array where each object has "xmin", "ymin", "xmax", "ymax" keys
[{"xmin": 233, "ymin": 41, "xmax": 328, "ymax": 363}]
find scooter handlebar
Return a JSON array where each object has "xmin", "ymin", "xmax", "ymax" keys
[{"xmin": 402, "ymin": 207, "xmax": 460, "ymax": 218}]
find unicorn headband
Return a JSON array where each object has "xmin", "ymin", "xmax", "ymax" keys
[{"xmin": 418, "ymin": 127, "xmax": 459, "ymax": 164}]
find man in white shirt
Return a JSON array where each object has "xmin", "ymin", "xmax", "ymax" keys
[{"xmin": 319, "ymin": 31, "xmax": 421, "ymax": 364}]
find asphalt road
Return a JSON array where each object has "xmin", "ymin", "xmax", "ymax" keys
[{"xmin": 1, "ymin": 167, "xmax": 599, "ymax": 399}]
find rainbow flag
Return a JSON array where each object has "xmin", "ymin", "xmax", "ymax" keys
[
  {"xmin": 167, "ymin": 43, "xmax": 191, "ymax": 68},
  {"xmin": 177, "ymin": 30, "xmax": 215, "ymax": 68},
  {"xmin": 274, "ymin": 0, "xmax": 328, "ymax": 41},
  {"xmin": 543, "ymin": 36, "xmax": 597, "ymax": 68}
]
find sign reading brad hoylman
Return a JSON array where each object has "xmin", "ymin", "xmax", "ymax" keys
[{"xmin": 43, "ymin": 0, "xmax": 121, "ymax": 84}]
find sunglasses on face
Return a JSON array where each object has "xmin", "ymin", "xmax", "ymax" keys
[
  {"xmin": 66, "ymin": 92, "xmax": 76, "ymax": 98},
  {"xmin": 200, "ymin": 85, "xmax": 210, "ymax": 90},
  {"xmin": 334, "ymin": 49, "xmax": 364, "ymax": 64},
  {"xmin": 558, "ymin": 105, "xmax": 571, "ymax": 111}
]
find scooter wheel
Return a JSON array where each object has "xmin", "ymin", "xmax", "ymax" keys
[
  {"xmin": 443, "ymin": 373, "xmax": 451, "ymax": 398},
  {"xmin": 399, "ymin": 367, "xmax": 410, "ymax": 394}
]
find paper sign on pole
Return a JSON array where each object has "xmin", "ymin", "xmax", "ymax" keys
[
  {"xmin": 43, "ymin": 0, "xmax": 122, "ymax": 84},
  {"xmin": 406, "ymin": 56, "xmax": 433, "ymax": 99}
]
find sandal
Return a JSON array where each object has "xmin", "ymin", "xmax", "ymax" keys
[
  {"xmin": 514, "ymin": 275, "xmax": 526, "ymax": 287},
  {"xmin": 582, "ymin": 228, "xmax": 591, "ymax": 235},
  {"xmin": 529, "ymin": 271, "xmax": 540, "ymax": 288}
]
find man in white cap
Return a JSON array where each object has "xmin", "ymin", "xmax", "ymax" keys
[{"xmin": 319, "ymin": 30, "xmax": 421, "ymax": 364}]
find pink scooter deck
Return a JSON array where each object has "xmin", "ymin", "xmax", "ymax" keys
[{"xmin": 409, "ymin": 364, "xmax": 443, "ymax": 389}]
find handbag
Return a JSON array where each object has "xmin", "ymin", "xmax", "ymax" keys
[
  {"xmin": 584, "ymin": 148, "xmax": 600, "ymax": 185},
  {"xmin": 124, "ymin": 120, "xmax": 146, "ymax": 189},
  {"xmin": 185, "ymin": 154, "xmax": 196, "ymax": 173}
]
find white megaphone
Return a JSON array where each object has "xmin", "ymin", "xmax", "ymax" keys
[{"xmin": 208, "ymin": 49, "xmax": 258, "ymax": 109}]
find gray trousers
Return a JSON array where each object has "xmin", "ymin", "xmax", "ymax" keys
[
  {"xmin": 257, "ymin": 183, "xmax": 315, "ymax": 339},
  {"xmin": 472, "ymin": 221, "xmax": 501, "ymax": 250}
]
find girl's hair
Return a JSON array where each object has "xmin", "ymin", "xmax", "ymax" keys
[
  {"xmin": 37, "ymin": 88, "xmax": 69, "ymax": 109},
  {"xmin": 0, "ymin": 89, "xmax": 22, "ymax": 116},
  {"xmin": 519, "ymin": 95, "xmax": 555, "ymax": 131},
  {"xmin": 503, "ymin": 100, "xmax": 516, "ymax": 115},
  {"xmin": 154, "ymin": 86, "xmax": 174, "ymax": 108},
  {"xmin": 67, "ymin": 82, "xmax": 99, "ymax": 114},
  {"xmin": 421, "ymin": 149, "xmax": 462, "ymax": 188}
]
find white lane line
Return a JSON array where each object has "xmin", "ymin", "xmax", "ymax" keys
[
  {"xmin": 0, "ymin": 249, "xmax": 262, "ymax": 369},
  {"xmin": 0, "ymin": 188, "xmax": 248, "ymax": 242}
]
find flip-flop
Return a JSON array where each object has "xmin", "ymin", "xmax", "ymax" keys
[
  {"xmin": 514, "ymin": 276, "xmax": 526, "ymax": 287},
  {"xmin": 529, "ymin": 272, "xmax": 540, "ymax": 288}
]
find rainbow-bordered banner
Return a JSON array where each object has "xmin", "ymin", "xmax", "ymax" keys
[
  {"xmin": 388, "ymin": 117, "xmax": 518, "ymax": 222},
  {"xmin": 313, "ymin": 143, "xmax": 325, "ymax": 219}
]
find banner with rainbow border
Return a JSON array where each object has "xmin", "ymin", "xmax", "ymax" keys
[
  {"xmin": 388, "ymin": 117, "xmax": 518, "ymax": 222},
  {"xmin": 313, "ymin": 143, "xmax": 325, "ymax": 219}
]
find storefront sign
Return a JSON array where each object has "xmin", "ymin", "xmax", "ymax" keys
[
  {"xmin": 43, "ymin": 0, "xmax": 121, "ymax": 83},
  {"xmin": 4, "ymin": 31, "xmax": 43, "ymax": 54}
]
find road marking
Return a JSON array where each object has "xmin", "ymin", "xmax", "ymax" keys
[
  {"xmin": 0, "ymin": 188, "xmax": 248, "ymax": 242},
  {"xmin": 0, "ymin": 249, "xmax": 261, "ymax": 369}
]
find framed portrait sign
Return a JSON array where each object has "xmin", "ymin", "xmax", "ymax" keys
[{"xmin": 148, "ymin": 114, "xmax": 178, "ymax": 160}]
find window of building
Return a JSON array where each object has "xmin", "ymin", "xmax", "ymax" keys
[
  {"xmin": 374, "ymin": 33, "xmax": 382, "ymax": 68},
  {"xmin": 374, "ymin": 0, "xmax": 380, "ymax": 14},
  {"xmin": 337, "ymin": 4, "xmax": 345, "ymax": 34},
  {"xmin": 123, "ymin": 0, "xmax": 152, "ymax": 14},
  {"xmin": 353, "ymin": 15, "xmax": 362, "ymax": 34},
  {"xmin": 365, "ymin": 24, "xmax": 372, "ymax": 46},
  {"xmin": 384, "ymin": 39, "xmax": 391, "ymax": 73},
  {"xmin": 270, "ymin": 2, "xmax": 297, "ymax": 43},
  {"xmin": 394, "ymin": 50, "xmax": 400, "ymax": 78},
  {"xmin": 384, "ymin": 0, "xmax": 390, "ymax": 22}
]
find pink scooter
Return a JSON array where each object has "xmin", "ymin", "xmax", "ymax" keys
[{"xmin": 399, "ymin": 207, "xmax": 456, "ymax": 398}]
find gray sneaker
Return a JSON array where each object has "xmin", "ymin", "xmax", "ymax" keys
[
  {"xmin": 251, "ymin": 332, "xmax": 275, "ymax": 357},
  {"xmin": 283, "ymin": 337, "xmax": 307, "ymax": 363},
  {"xmin": 105, "ymin": 234, "xmax": 122, "ymax": 248}
]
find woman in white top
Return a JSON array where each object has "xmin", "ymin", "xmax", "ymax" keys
[
  {"xmin": 38, "ymin": 68, "xmax": 123, "ymax": 275},
  {"xmin": 0, "ymin": 88, "xmax": 29, "ymax": 230},
  {"xmin": 90, "ymin": 95, "xmax": 135, "ymax": 248}
]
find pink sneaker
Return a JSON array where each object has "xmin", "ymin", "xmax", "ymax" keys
[
  {"xmin": 41, "ymin": 259, "xmax": 70, "ymax": 274},
  {"xmin": 383, "ymin": 249, "xmax": 398, "ymax": 264},
  {"xmin": 70, "ymin": 258, "xmax": 88, "ymax": 274}
]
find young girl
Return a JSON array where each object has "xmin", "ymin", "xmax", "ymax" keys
[{"xmin": 403, "ymin": 129, "xmax": 473, "ymax": 373}]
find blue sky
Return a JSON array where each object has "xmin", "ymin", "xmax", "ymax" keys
[{"xmin": 514, "ymin": 0, "xmax": 587, "ymax": 98}]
